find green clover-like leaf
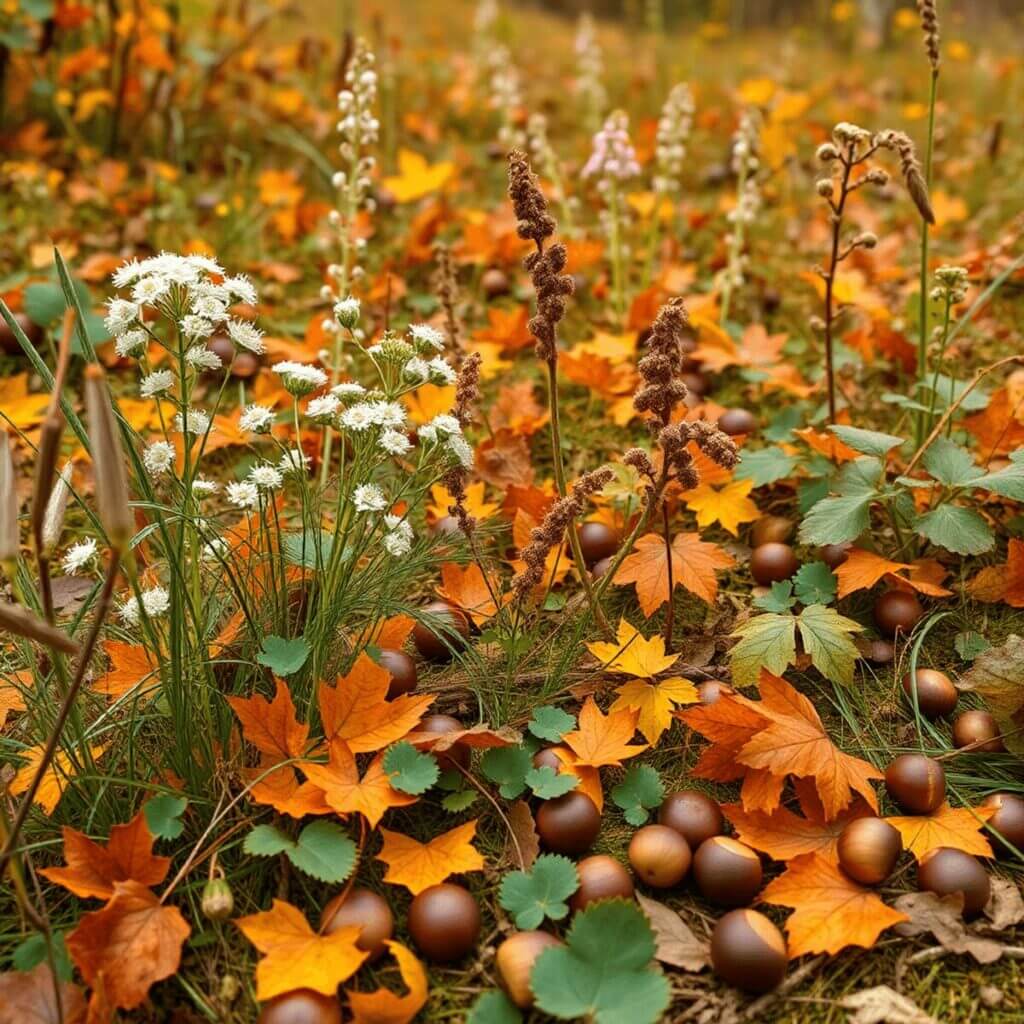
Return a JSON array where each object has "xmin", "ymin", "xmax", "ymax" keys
[
  {"xmin": 499, "ymin": 854, "xmax": 580, "ymax": 930},
  {"xmin": 383, "ymin": 741, "xmax": 439, "ymax": 795}
]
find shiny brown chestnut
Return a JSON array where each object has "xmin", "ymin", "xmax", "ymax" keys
[
  {"xmin": 717, "ymin": 408, "xmax": 758, "ymax": 436},
  {"xmin": 658, "ymin": 791, "xmax": 725, "ymax": 850},
  {"xmin": 885, "ymin": 754, "xmax": 945, "ymax": 814},
  {"xmin": 750, "ymin": 543, "xmax": 799, "ymax": 586},
  {"xmin": 837, "ymin": 818, "xmax": 903, "ymax": 886},
  {"xmin": 535, "ymin": 792, "xmax": 601, "ymax": 856},
  {"xmin": 320, "ymin": 887, "xmax": 393, "ymax": 960},
  {"xmin": 0, "ymin": 311, "xmax": 43, "ymax": 354},
  {"xmin": 412, "ymin": 600, "xmax": 470, "ymax": 661},
  {"xmin": 577, "ymin": 522, "xmax": 619, "ymax": 567},
  {"xmin": 710, "ymin": 909, "xmax": 788, "ymax": 993},
  {"xmin": 819, "ymin": 542, "xmax": 851, "ymax": 568},
  {"xmin": 750, "ymin": 515, "xmax": 794, "ymax": 547},
  {"xmin": 569, "ymin": 854, "xmax": 635, "ymax": 911},
  {"xmin": 378, "ymin": 648, "xmax": 418, "ymax": 699},
  {"xmin": 918, "ymin": 848, "xmax": 991, "ymax": 917},
  {"xmin": 865, "ymin": 639, "xmax": 895, "ymax": 664},
  {"xmin": 495, "ymin": 930, "xmax": 561, "ymax": 1009},
  {"xmin": 874, "ymin": 590, "xmax": 923, "ymax": 637},
  {"xmin": 532, "ymin": 747, "xmax": 563, "ymax": 771},
  {"xmin": 982, "ymin": 793, "xmax": 1024, "ymax": 855},
  {"xmin": 952, "ymin": 710, "xmax": 1005, "ymax": 752},
  {"xmin": 407, "ymin": 883, "xmax": 481, "ymax": 961},
  {"xmin": 258, "ymin": 989, "xmax": 342, "ymax": 1024},
  {"xmin": 628, "ymin": 825, "xmax": 691, "ymax": 888},
  {"xmin": 419, "ymin": 713, "xmax": 471, "ymax": 771},
  {"xmin": 590, "ymin": 556, "xmax": 614, "ymax": 580},
  {"xmin": 693, "ymin": 837, "xmax": 763, "ymax": 907},
  {"xmin": 901, "ymin": 668, "xmax": 958, "ymax": 720}
]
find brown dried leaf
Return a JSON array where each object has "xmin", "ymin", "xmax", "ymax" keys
[
  {"xmin": 636, "ymin": 894, "xmax": 709, "ymax": 972},
  {"xmin": 893, "ymin": 892, "xmax": 1003, "ymax": 964},
  {"xmin": 839, "ymin": 985, "xmax": 938, "ymax": 1024}
]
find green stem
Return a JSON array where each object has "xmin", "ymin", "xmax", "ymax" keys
[{"xmin": 914, "ymin": 69, "xmax": 939, "ymax": 447}]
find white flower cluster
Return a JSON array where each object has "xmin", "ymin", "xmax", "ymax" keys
[
  {"xmin": 574, "ymin": 13, "xmax": 607, "ymax": 132},
  {"xmin": 61, "ymin": 537, "xmax": 97, "ymax": 576},
  {"xmin": 728, "ymin": 110, "xmax": 762, "ymax": 227},
  {"xmin": 932, "ymin": 265, "xmax": 969, "ymax": 304},
  {"xmin": 119, "ymin": 585, "xmax": 170, "ymax": 625},
  {"xmin": 350, "ymin": 485, "xmax": 415, "ymax": 557},
  {"xmin": 273, "ymin": 361, "xmax": 329, "ymax": 397},
  {"xmin": 653, "ymin": 83, "xmax": 694, "ymax": 196},
  {"xmin": 418, "ymin": 413, "xmax": 474, "ymax": 470},
  {"xmin": 582, "ymin": 110, "xmax": 641, "ymax": 187}
]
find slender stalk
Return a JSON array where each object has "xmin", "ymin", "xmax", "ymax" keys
[
  {"xmin": 822, "ymin": 149, "xmax": 854, "ymax": 424},
  {"xmin": 915, "ymin": 68, "xmax": 939, "ymax": 446},
  {"xmin": 660, "ymin": 501, "xmax": 675, "ymax": 651}
]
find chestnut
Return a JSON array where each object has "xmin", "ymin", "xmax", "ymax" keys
[
  {"xmin": 0, "ymin": 311, "xmax": 43, "ymax": 355},
  {"xmin": 819, "ymin": 542, "xmax": 851, "ymax": 569},
  {"xmin": 710, "ymin": 909, "xmax": 787, "ymax": 993},
  {"xmin": 232, "ymin": 350, "xmax": 261, "ymax": 379},
  {"xmin": 377, "ymin": 648, "xmax": 418, "ymax": 699},
  {"xmin": 865, "ymin": 639, "xmax": 895, "ymax": 664},
  {"xmin": 258, "ymin": 989, "xmax": 341, "ymax": 1024},
  {"xmin": 658, "ymin": 791, "xmax": 724, "ymax": 850},
  {"xmin": 407, "ymin": 883, "xmax": 481, "ymax": 961},
  {"xmin": 982, "ymin": 793, "xmax": 1024, "ymax": 855},
  {"xmin": 412, "ymin": 600, "xmax": 470, "ymax": 661},
  {"xmin": 320, "ymin": 887, "xmax": 393, "ymax": 960},
  {"xmin": 837, "ymin": 818, "xmax": 902, "ymax": 886},
  {"xmin": 717, "ymin": 408, "xmax": 758, "ymax": 436},
  {"xmin": 495, "ymin": 930, "xmax": 561, "ymax": 1009},
  {"xmin": 951, "ymin": 710, "xmax": 1004, "ymax": 752},
  {"xmin": 535, "ymin": 792, "xmax": 601, "ymax": 856},
  {"xmin": 750, "ymin": 543, "xmax": 799, "ymax": 586},
  {"xmin": 590, "ymin": 556, "xmax": 614, "ymax": 580},
  {"xmin": 874, "ymin": 590, "xmax": 923, "ymax": 638},
  {"xmin": 532, "ymin": 747, "xmax": 563, "ymax": 771},
  {"xmin": 481, "ymin": 267, "xmax": 510, "ymax": 299},
  {"xmin": 569, "ymin": 854, "xmax": 635, "ymax": 911},
  {"xmin": 693, "ymin": 837, "xmax": 763, "ymax": 907},
  {"xmin": 577, "ymin": 522, "xmax": 619, "ymax": 567},
  {"xmin": 917, "ymin": 847, "xmax": 990, "ymax": 917},
  {"xmin": 901, "ymin": 669, "xmax": 957, "ymax": 720},
  {"xmin": 628, "ymin": 825, "xmax": 691, "ymax": 888},
  {"xmin": 750, "ymin": 515, "xmax": 794, "ymax": 547},
  {"xmin": 885, "ymin": 754, "xmax": 945, "ymax": 814},
  {"xmin": 432, "ymin": 515, "xmax": 462, "ymax": 536},
  {"xmin": 419, "ymin": 713, "xmax": 471, "ymax": 771}
]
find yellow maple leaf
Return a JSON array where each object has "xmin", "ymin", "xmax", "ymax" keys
[
  {"xmin": 611, "ymin": 676, "xmax": 699, "ymax": 744},
  {"xmin": 885, "ymin": 803, "xmax": 996, "ymax": 861},
  {"xmin": 686, "ymin": 479, "xmax": 759, "ymax": 536},
  {"xmin": 586, "ymin": 618, "xmax": 679, "ymax": 678},
  {"xmin": 9, "ymin": 744, "xmax": 108, "ymax": 814},
  {"xmin": 563, "ymin": 697, "xmax": 647, "ymax": 769},
  {"xmin": 382, "ymin": 149, "xmax": 454, "ymax": 203}
]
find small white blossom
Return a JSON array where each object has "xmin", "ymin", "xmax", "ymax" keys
[
  {"xmin": 340, "ymin": 403, "xmax": 376, "ymax": 432},
  {"xmin": 419, "ymin": 413, "xmax": 461, "ymax": 443},
  {"xmin": 224, "ymin": 274, "xmax": 258, "ymax": 306},
  {"xmin": 180, "ymin": 315, "xmax": 215, "ymax": 340},
  {"xmin": 228, "ymin": 318, "xmax": 265, "ymax": 354},
  {"xmin": 428, "ymin": 357, "xmax": 457, "ymax": 386},
  {"xmin": 379, "ymin": 429, "xmax": 412, "ymax": 456},
  {"xmin": 403, "ymin": 357, "xmax": 430, "ymax": 383},
  {"xmin": 104, "ymin": 299, "xmax": 139, "ymax": 334},
  {"xmin": 239, "ymin": 404, "xmax": 275, "ymax": 433},
  {"xmin": 352, "ymin": 483, "xmax": 387, "ymax": 513},
  {"xmin": 61, "ymin": 538, "xmax": 97, "ymax": 576},
  {"xmin": 408, "ymin": 323, "xmax": 446, "ymax": 352},
  {"xmin": 191, "ymin": 478, "xmax": 220, "ymax": 498},
  {"xmin": 132, "ymin": 275, "xmax": 172, "ymax": 305},
  {"xmin": 140, "ymin": 370, "xmax": 175, "ymax": 398},
  {"xmin": 119, "ymin": 586, "xmax": 170, "ymax": 625},
  {"xmin": 306, "ymin": 394, "xmax": 341, "ymax": 423},
  {"xmin": 174, "ymin": 408, "xmax": 211, "ymax": 435},
  {"xmin": 226, "ymin": 481, "xmax": 260, "ymax": 509},
  {"xmin": 383, "ymin": 526, "xmax": 413, "ymax": 557},
  {"xmin": 273, "ymin": 360, "xmax": 328, "ymax": 396},
  {"xmin": 112, "ymin": 259, "xmax": 144, "ymax": 288},
  {"xmin": 186, "ymin": 346, "xmax": 223, "ymax": 371},
  {"xmin": 192, "ymin": 294, "xmax": 229, "ymax": 322},
  {"xmin": 447, "ymin": 434, "xmax": 475, "ymax": 469},
  {"xmin": 278, "ymin": 448, "xmax": 311, "ymax": 475},
  {"xmin": 334, "ymin": 296, "xmax": 361, "ymax": 328},
  {"xmin": 114, "ymin": 328, "xmax": 148, "ymax": 358},
  {"xmin": 331, "ymin": 381, "xmax": 366, "ymax": 402},
  {"xmin": 248, "ymin": 464, "xmax": 283, "ymax": 490},
  {"xmin": 203, "ymin": 537, "xmax": 229, "ymax": 560},
  {"xmin": 143, "ymin": 441, "xmax": 175, "ymax": 477},
  {"xmin": 368, "ymin": 401, "xmax": 406, "ymax": 429}
]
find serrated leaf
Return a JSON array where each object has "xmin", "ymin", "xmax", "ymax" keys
[
  {"xmin": 526, "ymin": 765, "xmax": 578, "ymax": 799},
  {"xmin": 797, "ymin": 605, "xmax": 863, "ymax": 686},
  {"xmin": 754, "ymin": 580, "xmax": 797, "ymax": 613},
  {"xmin": 499, "ymin": 854, "xmax": 579, "ymax": 929},
  {"xmin": 480, "ymin": 746, "xmax": 532, "ymax": 799},
  {"xmin": 797, "ymin": 493, "xmax": 874, "ymax": 546},
  {"xmin": 611, "ymin": 764, "xmax": 664, "ymax": 826},
  {"xmin": 244, "ymin": 824, "xmax": 292, "ymax": 858},
  {"xmin": 383, "ymin": 741, "xmax": 439, "ymax": 795},
  {"xmin": 528, "ymin": 706, "xmax": 576, "ymax": 742},
  {"xmin": 244, "ymin": 822, "xmax": 356, "ymax": 884},
  {"xmin": 836, "ymin": 457, "xmax": 885, "ymax": 495},
  {"xmin": 793, "ymin": 561, "xmax": 837, "ymax": 606},
  {"xmin": 442, "ymin": 790, "xmax": 478, "ymax": 813},
  {"xmin": 923, "ymin": 437, "xmax": 978, "ymax": 486},
  {"xmin": 954, "ymin": 631, "xmax": 990, "ymax": 662},
  {"xmin": 735, "ymin": 447, "xmax": 799, "ymax": 486},
  {"xmin": 256, "ymin": 635, "xmax": 310, "ymax": 676},
  {"xmin": 143, "ymin": 794, "xmax": 187, "ymax": 841},
  {"xmin": 829, "ymin": 425, "xmax": 904, "ymax": 459},
  {"xmin": 966, "ymin": 462, "xmax": 1024, "ymax": 501},
  {"xmin": 468, "ymin": 990, "xmax": 523, "ymax": 1024},
  {"xmin": 916, "ymin": 505, "xmax": 994, "ymax": 556},
  {"xmin": 729, "ymin": 613, "xmax": 797, "ymax": 687},
  {"xmin": 531, "ymin": 900, "xmax": 670, "ymax": 1024}
]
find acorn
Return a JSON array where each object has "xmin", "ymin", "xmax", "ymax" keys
[
  {"xmin": 201, "ymin": 875, "xmax": 234, "ymax": 921},
  {"xmin": 697, "ymin": 680, "xmax": 735, "ymax": 705},
  {"xmin": 407, "ymin": 883, "xmax": 481, "ymax": 961},
  {"xmin": 206, "ymin": 334, "xmax": 235, "ymax": 368},
  {"xmin": 885, "ymin": 754, "xmax": 945, "ymax": 814},
  {"xmin": 837, "ymin": 818, "xmax": 902, "ymax": 886},
  {"xmin": 628, "ymin": 825, "xmax": 691, "ymax": 888},
  {"xmin": 412, "ymin": 600, "xmax": 470, "ymax": 661},
  {"xmin": 901, "ymin": 669, "xmax": 958, "ymax": 721},
  {"xmin": 590, "ymin": 556, "xmax": 614, "ymax": 580},
  {"xmin": 750, "ymin": 543, "xmax": 799, "ymax": 586},
  {"xmin": 320, "ymin": 887, "xmax": 394, "ymax": 960},
  {"xmin": 532, "ymin": 747, "xmax": 563, "ymax": 771},
  {"xmin": 717, "ymin": 408, "xmax": 758, "ymax": 437},
  {"xmin": 658, "ymin": 791, "xmax": 724, "ymax": 850},
  {"xmin": 419, "ymin": 713, "xmax": 471, "ymax": 771},
  {"xmin": 535, "ymin": 792, "xmax": 601, "ymax": 856},
  {"xmin": 917, "ymin": 848, "xmax": 991, "ymax": 917},
  {"xmin": 481, "ymin": 267, "xmax": 510, "ymax": 299},
  {"xmin": 865, "ymin": 639, "xmax": 895, "ymax": 664},
  {"xmin": 750, "ymin": 515, "xmax": 794, "ymax": 547},
  {"xmin": 378, "ymin": 648, "xmax": 418, "ymax": 699},
  {"xmin": 819, "ymin": 542, "xmax": 851, "ymax": 569},
  {"xmin": 0, "ymin": 311, "xmax": 43, "ymax": 354},
  {"xmin": 693, "ymin": 837, "xmax": 763, "ymax": 907},
  {"xmin": 569, "ymin": 855, "xmax": 635, "ymax": 911},
  {"xmin": 874, "ymin": 590, "xmax": 923, "ymax": 637},
  {"xmin": 981, "ymin": 793, "xmax": 1024, "ymax": 855},
  {"xmin": 952, "ymin": 710, "xmax": 1004, "ymax": 752},
  {"xmin": 495, "ymin": 930, "xmax": 561, "ymax": 1009},
  {"xmin": 710, "ymin": 909, "xmax": 787, "ymax": 994},
  {"xmin": 577, "ymin": 522, "xmax": 619, "ymax": 567},
  {"xmin": 258, "ymin": 990, "xmax": 342, "ymax": 1024}
]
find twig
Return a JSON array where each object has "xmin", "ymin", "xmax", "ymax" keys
[
  {"xmin": 740, "ymin": 955, "xmax": 827, "ymax": 1020},
  {"xmin": 452, "ymin": 761, "xmax": 525, "ymax": 871}
]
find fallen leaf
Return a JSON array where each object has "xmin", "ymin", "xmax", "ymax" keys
[
  {"xmin": 227, "ymin": 678, "xmax": 309, "ymax": 761},
  {"xmin": 347, "ymin": 940, "xmax": 428, "ymax": 1024},
  {"xmin": 610, "ymin": 677, "xmax": 699, "ymax": 745},
  {"xmin": 550, "ymin": 746, "xmax": 605, "ymax": 812},
  {"xmin": 966, "ymin": 539, "xmax": 1024, "ymax": 607},
  {"xmin": 839, "ymin": 985, "xmax": 939, "ymax": 1024},
  {"xmin": 885, "ymin": 803, "xmax": 996, "ymax": 861},
  {"xmin": 427, "ymin": 482, "xmax": 498, "ymax": 524},
  {"xmin": 93, "ymin": 641, "xmax": 156, "ymax": 699},
  {"xmin": 562, "ymin": 697, "xmax": 647, "ymax": 769},
  {"xmin": 247, "ymin": 759, "xmax": 333, "ymax": 819},
  {"xmin": 986, "ymin": 877, "xmax": 1024, "ymax": 930},
  {"xmin": 437, "ymin": 562, "xmax": 509, "ymax": 625},
  {"xmin": 8, "ymin": 744, "xmax": 107, "ymax": 815},
  {"xmin": 382, "ymin": 148, "xmax": 455, "ymax": 203},
  {"xmin": 586, "ymin": 618, "xmax": 680, "ymax": 677},
  {"xmin": 636, "ymin": 893, "xmax": 710, "ymax": 972},
  {"xmin": 893, "ymin": 891, "xmax": 1003, "ymax": 964},
  {"xmin": 685, "ymin": 479, "xmax": 759, "ymax": 536},
  {"xmin": 959, "ymin": 634, "xmax": 1024, "ymax": 755},
  {"xmin": 0, "ymin": 964, "xmax": 86, "ymax": 1024},
  {"xmin": 835, "ymin": 549, "xmax": 911, "ymax": 599},
  {"xmin": 377, "ymin": 820, "xmax": 485, "ymax": 894}
]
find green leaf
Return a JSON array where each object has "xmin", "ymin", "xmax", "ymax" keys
[
  {"xmin": 467, "ymin": 990, "xmax": 523, "ymax": 1024},
  {"xmin": 735, "ymin": 447, "xmax": 798, "ymax": 487},
  {"xmin": 12, "ymin": 931, "xmax": 72, "ymax": 981},
  {"xmin": 611, "ymin": 765, "xmax": 664, "ymax": 826},
  {"xmin": 22, "ymin": 282, "xmax": 65, "ymax": 327},
  {"xmin": 244, "ymin": 822, "xmax": 356, "ymax": 884},
  {"xmin": 480, "ymin": 746, "xmax": 533, "ymax": 799},
  {"xmin": 753, "ymin": 580, "xmax": 796, "ymax": 613},
  {"xmin": 916, "ymin": 505, "xmax": 994, "ymax": 556},
  {"xmin": 829, "ymin": 425, "xmax": 905, "ymax": 459},
  {"xmin": 383, "ymin": 742, "xmax": 439, "ymax": 795},
  {"xmin": 797, "ymin": 493, "xmax": 873, "ymax": 546},
  {"xmin": 729, "ymin": 613, "xmax": 797, "ymax": 687},
  {"xmin": 499, "ymin": 854, "xmax": 580, "ymax": 930},
  {"xmin": 796, "ymin": 605, "xmax": 862, "ymax": 686},
  {"xmin": 923, "ymin": 437, "xmax": 978, "ymax": 486},
  {"xmin": 836, "ymin": 457, "xmax": 885, "ymax": 496},
  {"xmin": 921, "ymin": 374, "xmax": 990, "ymax": 413},
  {"xmin": 526, "ymin": 765, "xmax": 578, "ymax": 799},
  {"xmin": 143, "ymin": 794, "xmax": 187, "ymax": 840},
  {"xmin": 256, "ymin": 634, "xmax": 310, "ymax": 676},
  {"xmin": 967, "ymin": 462, "xmax": 1024, "ymax": 502},
  {"xmin": 793, "ymin": 562, "xmax": 837, "ymax": 606},
  {"xmin": 442, "ymin": 790, "xmax": 479, "ymax": 813},
  {"xmin": 531, "ymin": 900, "xmax": 670, "ymax": 1024},
  {"xmin": 955, "ymin": 631, "xmax": 990, "ymax": 663},
  {"xmin": 528, "ymin": 706, "xmax": 576, "ymax": 743},
  {"xmin": 764, "ymin": 406, "xmax": 804, "ymax": 442}
]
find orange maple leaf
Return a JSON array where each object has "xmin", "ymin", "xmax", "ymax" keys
[
  {"xmin": 0, "ymin": 672, "xmax": 27, "ymax": 729},
  {"xmin": 437, "ymin": 562, "xmax": 509, "ymax": 626},
  {"xmin": 247, "ymin": 759, "xmax": 332, "ymax": 819},
  {"xmin": 376, "ymin": 820, "xmax": 485, "ymax": 894},
  {"xmin": 40, "ymin": 811, "xmax": 170, "ymax": 900},
  {"xmin": 794, "ymin": 426, "xmax": 860, "ymax": 463},
  {"xmin": 759, "ymin": 854, "xmax": 908, "ymax": 957},
  {"xmin": 562, "ymin": 696, "xmax": 647, "ymax": 769},
  {"xmin": 549, "ymin": 746, "xmax": 605, "ymax": 812},
  {"xmin": 227, "ymin": 678, "xmax": 309, "ymax": 762},
  {"xmin": 67, "ymin": 880, "xmax": 191, "ymax": 1012},
  {"xmin": 966, "ymin": 538, "xmax": 1024, "ymax": 607},
  {"xmin": 678, "ymin": 695, "xmax": 772, "ymax": 785},
  {"xmin": 235, "ymin": 899, "xmax": 368, "ymax": 1000},
  {"xmin": 836, "ymin": 549, "xmax": 953, "ymax": 599},
  {"xmin": 472, "ymin": 305, "xmax": 532, "ymax": 352},
  {"xmin": 427, "ymin": 482, "xmax": 499, "ymax": 524},
  {"xmin": 347, "ymin": 940, "xmax": 428, "ymax": 1024},
  {"xmin": 93, "ymin": 641, "xmax": 156, "ymax": 699},
  {"xmin": 301, "ymin": 741, "xmax": 417, "ymax": 828},
  {"xmin": 685, "ymin": 479, "xmax": 759, "ymax": 536},
  {"xmin": 885, "ymin": 803, "xmax": 997, "ymax": 861},
  {"xmin": 613, "ymin": 532, "xmax": 736, "ymax": 614},
  {"xmin": 8, "ymin": 743, "xmax": 107, "ymax": 814},
  {"xmin": 318, "ymin": 653, "xmax": 434, "ymax": 753}
]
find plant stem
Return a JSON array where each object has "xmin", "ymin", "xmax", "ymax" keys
[
  {"xmin": 660, "ymin": 500, "xmax": 674, "ymax": 651},
  {"xmin": 915, "ymin": 68, "xmax": 939, "ymax": 447},
  {"xmin": 822, "ymin": 149, "xmax": 854, "ymax": 424}
]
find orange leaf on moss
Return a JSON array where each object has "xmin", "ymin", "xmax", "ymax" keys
[
  {"xmin": 347, "ymin": 940, "xmax": 428, "ymax": 1024},
  {"xmin": 93, "ymin": 641, "xmax": 155, "ymax": 699},
  {"xmin": 563, "ymin": 696, "xmax": 647, "ymax": 769},
  {"xmin": 227, "ymin": 678, "xmax": 309, "ymax": 762},
  {"xmin": 885, "ymin": 803, "xmax": 997, "ymax": 861},
  {"xmin": 377, "ymin": 820, "xmax": 485, "ymax": 894}
]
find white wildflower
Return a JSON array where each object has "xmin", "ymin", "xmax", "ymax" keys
[
  {"xmin": 120, "ymin": 585, "xmax": 170, "ymax": 625},
  {"xmin": 226, "ymin": 481, "xmax": 260, "ymax": 509},
  {"xmin": 278, "ymin": 448, "xmax": 310, "ymax": 475},
  {"xmin": 114, "ymin": 328, "xmax": 148, "ymax": 358},
  {"xmin": 447, "ymin": 434, "xmax": 475, "ymax": 469},
  {"xmin": 174, "ymin": 408, "xmax": 211, "ymax": 435},
  {"xmin": 379, "ymin": 429, "xmax": 412, "ymax": 456},
  {"xmin": 403, "ymin": 357, "xmax": 430, "ymax": 383},
  {"xmin": 306, "ymin": 394, "xmax": 341, "ymax": 423},
  {"xmin": 186, "ymin": 346, "xmax": 223, "ymax": 371},
  {"xmin": 180, "ymin": 315, "xmax": 215, "ymax": 340},
  {"xmin": 132, "ymin": 275, "xmax": 172, "ymax": 305},
  {"xmin": 352, "ymin": 483, "xmax": 387, "ymax": 513},
  {"xmin": 227, "ymin": 319, "xmax": 265, "ymax": 355},
  {"xmin": 273, "ymin": 360, "xmax": 328, "ymax": 396},
  {"xmin": 192, "ymin": 294, "xmax": 229, "ymax": 322},
  {"xmin": 239, "ymin": 404, "xmax": 275, "ymax": 433},
  {"xmin": 143, "ymin": 441, "xmax": 175, "ymax": 477},
  {"xmin": 408, "ymin": 323, "xmax": 446, "ymax": 352},
  {"xmin": 248, "ymin": 464, "xmax": 283, "ymax": 490},
  {"xmin": 340, "ymin": 403, "xmax": 376, "ymax": 432},
  {"xmin": 191, "ymin": 478, "xmax": 220, "ymax": 499},
  {"xmin": 331, "ymin": 381, "xmax": 367, "ymax": 402},
  {"xmin": 140, "ymin": 370, "xmax": 175, "ymax": 398},
  {"xmin": 428, "ymin": 357, "xmax": 457, "ymax": 386},
  {"xmin": 334, "ymin": 296, "xmax": 361, "ymax": 328},
  {"xmin": 104, "ymin": 299, "xmax": 139, "ymax": 334},
  {"xmin": 368, "ymin": 401, "xmax": 406, "ymax": 429},
  {"xmin": 61, "ymin": 538, "xmax": 97, "ymax": 576}
]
